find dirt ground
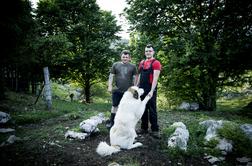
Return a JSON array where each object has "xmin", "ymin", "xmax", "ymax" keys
[{"xmin": 0, "ymin": 116, "xmax": 211, "ymax": 166}]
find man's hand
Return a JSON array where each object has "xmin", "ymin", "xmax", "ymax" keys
[
  {"xmin": 108, "ymin": 85, "xmax": 112, "ymax": 93},
  {"xmin": 108, "ymin": 73, "xmax": 114, "ymax": 93},
  {"xmin": 148, "ymin": 91, "xmax": 154, "ymax": 98}
]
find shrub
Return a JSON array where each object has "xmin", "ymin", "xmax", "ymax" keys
[{"xmin": 218, "ymin": 122, "xmax": 252, "ymax": 157}]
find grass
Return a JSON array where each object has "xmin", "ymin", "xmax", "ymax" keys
[
  {"xmin": 217, "ymin": 95, "xmax": 252, "ymax": 112},
  {"xmin": 218, "ymin": 122, "xmax": 252, "ymax": 157},
  {"xmin": 159, "ymin": 110, "xmax": 252, "ymax": 164},
  {"xmin": 2, "ymin": 91, "xmax": 110, "ymax": 126},
  {"xmin": 0, "ymin": 87, "xmax": 111, "ymax": 144},
  {"xmin": 159, "ymin": 94, "xmax": 252, "ymax": 161},
  {"xmin": 1, "ymin": 82, "xmax": 252, "ymax": 165}
]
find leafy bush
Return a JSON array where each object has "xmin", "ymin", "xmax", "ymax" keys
[{"xmin": 218, "ymin": 122, "xmax": 252, "ymax": 157}]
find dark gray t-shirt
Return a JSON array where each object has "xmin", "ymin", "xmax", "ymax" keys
[{"xmin": 111, "ymin": 62, "xmax": 137, "ymax": 92}]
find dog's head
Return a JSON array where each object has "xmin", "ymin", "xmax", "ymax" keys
[{"xmin": 127, "ymin": 86, "xmax": 144, "ymax": 100}]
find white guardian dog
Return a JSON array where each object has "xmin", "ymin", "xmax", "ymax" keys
[{"xmin": 96, "ymin": 86, "xmax": 151, "ymax": 156}]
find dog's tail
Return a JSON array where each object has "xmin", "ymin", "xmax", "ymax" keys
[{"xmin": 96, "ymin": 141, "xmax": 120, "ymax": 156}]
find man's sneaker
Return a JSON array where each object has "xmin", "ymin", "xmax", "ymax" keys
[
  {"xmin": 150, "ymin": 131, "xmax": 161, "ymax": 139},
  {"xmin": 137, "ymin": 129, "xmax": 148, "ymax": 135}
]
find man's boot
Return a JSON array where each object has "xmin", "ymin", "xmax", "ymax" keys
[
  {"xmin": 110, "ymin": 113, "xmax": 116, "ymax": 127},
  {"xmin": 106, "ymin": 113, "xmax": 116, "ymax": 129}
]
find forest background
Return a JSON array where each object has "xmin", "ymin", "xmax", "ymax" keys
[
  {"xmin": 1, "ymin": 0, "xmax": 252, "ymax": 165},
  {"xmin": 1, "ymin": 0, "xmax": 252, "ymax": 112}
]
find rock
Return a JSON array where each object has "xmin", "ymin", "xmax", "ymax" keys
[
  {"xmin": 216, "ymin": 138, "xmax": 233, "ymax": 154},
  {"xmin": 65, "ymin": 130, "xmax": 88, "ymax": 140},
  {"xmin": 236, "ymin": 157, "xmax": 251, "ymax": 163},
  {"xmin": 167, "ymin": 122, "xmax": 189, "ymax": 150},
  {"xmin": 240, "ymin": 124, "xmax": 252, "ymax": 140},
  {"xmin": 0, "ymin": 111, "xmax": 11, "ymax": 123},
  {"xmin": 79, "ymin": 113, "xmax": 105, "ymax": 133},
  {"xmin": 178, "ymin": 102, "xmax": 199, "ymax": 111},
  {"xmin": 0, "ymin": 128, "xmax": 15, "ymax": 133},
  {"xmin": 199, "ymin": 120, "xmax": 223, "ymax": 141},
  {"xmin": 205, "ymin": 155, "xmax": 224, "ymax": 164}
]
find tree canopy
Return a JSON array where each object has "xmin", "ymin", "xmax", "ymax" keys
[
  {"xmin": 0, "ymin": 0, "xmax": 37, "ymax": 98},
  {"xmin": 2, "ymin": 0, "xmax": 251, "ymax": 110},
  {"xmin": 1, "ymin": 0, "xmax": 122, "ymax": 103},
  {"xmin": 35, "ymin": 0, "xmax": 121, "ymax": 102},
  {"xmin": 126, "ymin": 0, "xmax": 252, "ymax": 110}
]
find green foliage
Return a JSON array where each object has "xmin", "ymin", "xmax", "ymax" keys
[
  {"xmin": 160, "ymin": 93, "xmax": 252, "ymax": 159},
  {"xmin": 1, "ymin": 0, "xmax": 36, "ymax": 64},
  {"xmin": 51, "ymin": 82, "xmax": 71, "ymax": 100},
  {"xmin": 32, "ymin": 33, "xmax": 72, "ymax": 72},
  {"xmin": 129, "ymin": 32, "xmax": 161, "ymax": 63},
  {"xmin": 162, "ymin": 126, "xmax": 176, "ymax": 140},
  {"xmin": 36, "ymin": 0, "xmax": 121, "ymax": 102},
  {"xmin": 0, "ymin": 133, "xmax": 13, "ymax": 144},
  {"xmin": 218, "ymin": 122, "xmax": 252, "ymax": 157},
  {"xmin": 3, "ymin": 83, "xmax": 110, "ymax": 126},
  {"xmin": 126, "ymin": 0, "xmax": 252, "ymax": 111},
  {"xmin": 217, "ymin": 93, "xmax": 252, "ymax": 119},
  {"xmin": 51, "ymin": 80, "xmax": 111, "ymax": 105},
  {"xmin": 0, "ymin": 0, "xmax": 40, "ymax": 96},
  {"xmin": 65, "ymin": 112, "xmax": 81, "ymax": 120},
  {"xmin": 203, "ymin": 138, "xmax": 222, "ymax": 157},
  {"xmin": 217, "ymin": 94, "xmax": 252, "ymax": 112},
  {"xmin": 91, "ymin": 82, "xmax": 111, "ymax": 103},
  {"xmin": 186, "ymin": 122, "xmax": 208, "ymax": 155},
  {"xmin": 162, "ymin": 120, "xmax": 221, "ymax": 158},
  {"xmin": 157, "ymin": 85, "xmax": 171, "ymax": 109},
  {"xmin": 12, "ymin": 109, "xmax": 65, "ymax": 125},
  {"xmin": 165, "ymin": 147, "xmax": 187, "ymax": 160}
]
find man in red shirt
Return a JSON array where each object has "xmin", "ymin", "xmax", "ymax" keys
[{"xmin": 135, "ymin": 44, "xmax": 162, "ymax": 139}]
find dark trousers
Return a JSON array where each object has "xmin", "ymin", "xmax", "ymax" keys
[
  {"xmin": 112, "ymin": 89, "xmax": 124, "ymax": 107},
  {"xmin": 140, "ymin": 89, "xmax": 159, "ymax": 131}
]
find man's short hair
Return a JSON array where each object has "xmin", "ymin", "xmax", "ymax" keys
[
  {"xmin": 146, "ymin": 44, "xmax": 154, "ymax": 50},
  {"xmin": 145, "ymin": 44, "xmax": 155, "ymax": 53},
  {"xmin": 121, "ymin": 50, "xmax": 130, "ymax": 56}
]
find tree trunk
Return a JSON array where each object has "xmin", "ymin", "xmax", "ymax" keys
[
  {"xmin": 84, "ymin": 81, "xmax": 91, "ymax": 103},
  {"xmin": 35, "ymin": 82, "xmax": 41, "ymax": 96},
  {"xmin": 202, "ymin": 90, "xmax": 216, "ymax": 111},
  {"xmin": 43, "ymin": 67, "xmax": 52, "ymax": 110},
  {"xmin": 15, "ymin": 68, "xmax": 18, "ymax": 92},
  {"xmin": 31, "ymin": 81, "xmax": 35, "ymax": 94},
  {"xmin": 201, "ymin": 74, "xmax": 217, "ymax": 111},
  {"xmin": 0, "ymin": 65, "xmax": 5, "ymax": 100}
]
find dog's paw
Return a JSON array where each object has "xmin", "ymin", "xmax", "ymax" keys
[
  {"xmin": 134, "ymin": 142, "xmax": 143, "ymax": 147},
  {"xmin": 128, "ymin": 142, "xmax": 143, "ymax": 149}
]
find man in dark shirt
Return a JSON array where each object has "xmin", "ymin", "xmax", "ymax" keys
[{"xmin": 106, "ymin": 50, "xmax": 137, "ymax": 129}]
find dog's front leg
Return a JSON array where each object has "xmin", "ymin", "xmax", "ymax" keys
[
  {"xmin": 136, "ymin": 95, "xmax": 151, "ymax": 119},
  {"xmin": 142, "ymin": 95, "xmax": 151, "ymax": 105}
]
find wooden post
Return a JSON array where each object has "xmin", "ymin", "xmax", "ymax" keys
[{"xmin": 43, "ymin": 67, "xmax": 52, "ymax": 110}]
